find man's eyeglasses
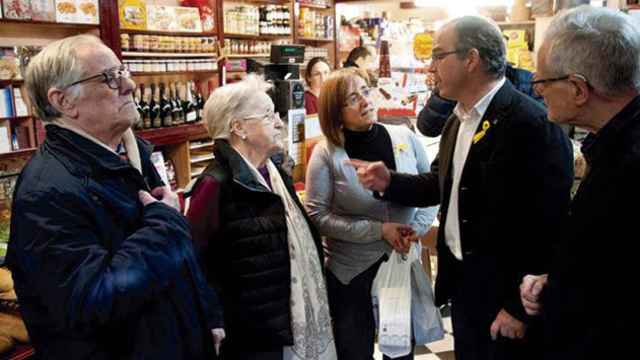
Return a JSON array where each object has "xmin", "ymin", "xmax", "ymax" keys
[
  {"xmin": 431, "ymin": 49, "xmax": 466, "ymax": 62},
  {"xmin": 62, "ymin": 65, "xmax": 131, "ymax": 90},
  {"xmin": 529, "ymin": 75, "xmax": 570, "ymax": 86},
  {"xmin": 529, "ymin": 73, "xmax": 589, "ymax": 96},
  {"xmin": 344, "ymin": 87, "xmax": 373, "ymax": 107}
]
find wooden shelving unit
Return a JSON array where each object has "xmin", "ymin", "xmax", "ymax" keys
[
  {"xmin": 131, "ymin": 70, "xmax": 218, "ymax": 76},
  {"xmin": 224, "ymin": 32, "xmax": 292, "ymax": 40},
  {"xmin": 122, "ymin": 29, "xmax": 218, "ymax": 36},
  {"xmin": 1, "ymin": 0, "xmax": 339, "ymax": 188},
  {"xmin": 122, "ymin": 51, "xmax": 217, "ymax": 58}
]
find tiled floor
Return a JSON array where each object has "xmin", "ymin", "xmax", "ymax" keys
[{"xmin": 374, "ymin": 316, "xmax": 455, "ymax": 360}]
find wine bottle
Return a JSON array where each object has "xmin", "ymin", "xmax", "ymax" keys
[
  {"xmin": 159, "ymin": 83, "xmax": 172, "ymax": 127},
  {"xmin": 150, "ymin": 83, "xmax": 161, "ymax": 128},
  {"xmin": 183, "ymin": 81, "xmax": 197, "ymax": 123},
  {"xmin": 170, "ymin": 82, "xmax": 184, "ymax": 125},
  {"xmin": 194, "ymin": 82, "xmax": 205, "ymax": 122},
  {"xmin": 140, "ymin": 84, "xmax": 151, "ymax": 129}
]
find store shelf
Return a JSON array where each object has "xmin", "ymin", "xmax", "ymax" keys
[
  {"xmin": 122, "ymin": 51, "xmax": 217, "ymax": 58},
  {"xmin": 224, "ymin": 33, "xmax": 292, "ymax": 40},
  {"xmin": 0, "ymin": 147, "xmax": 37, "ymax": 160},
  {"xmin": 0, "ymin": 79, "xmax": 24, "ymax": 87},
  {"xmin": 0, "ymin": 116, "xmax": 31, "ymax": 121},
  {"xmin": 191, "ymin": 166, "xmax": 206, "ymax": 178},
  {"xmin": 190, "ymin": 141, "xmax": 214, "ymax": 150},
  {"xmin": 131, "ymin": 70, "xmax": 218, "ymax": 76},
  {"xmin": 136, "ymin": 122, "xmax": 208, "ymax": 146},
  {"xmin": 297, "ymin": 37, "xmax": 333, "ymax": 43},
  {"xmin": 496, "ymin": 20, "xmax": 535, "ymax": 26},
  {"xmin": 239, "ymin": 0, "xmax": 292, "ymax": 4},
  {"xmin": 298, "ymin": 1, "xmax": 331, "ymax": 9},
  {"xmin": 190, "ymin": 154, "xmax": 215, "ymax": 164},
  {"xmin": 0, "ymin": 19, "xmax": 99, "ymax": 30},
  {"xmin": 121, "ymin": 29, "xmax": 218, "ymax": 36},
  {"xmin": 227, "ymin": 53, "xmax": 270, "ymax": 58}
]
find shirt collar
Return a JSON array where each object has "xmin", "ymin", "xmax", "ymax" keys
[
  {"xmin": 453, "ymin": 77, "xmax": 506, "ymax": 122},
  {"xmin": 52, "ymin": 119, "xmax": 120, "ymax": 156}
]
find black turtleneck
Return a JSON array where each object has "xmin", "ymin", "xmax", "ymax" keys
[{"xmin": 344, "ymin": 123, "xmax": 396, "ymax": 171}]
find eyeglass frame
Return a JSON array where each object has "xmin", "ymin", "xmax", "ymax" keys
[
  {"xmin": 62, "ymin": 65, "xmax": 131, "ymax": 90},
  {"xmin": 529, "ymin": 73, "xmax": 590, "ymax": 95},
  {"xmin": 344, "ymin": 86, "xmax": 373, "ymax": 108},
  {"xmin": 244, "ymin": 110, "xmax": 282, "ymax": 126},
  {"xmin": 431, "ymin": 49, "xmax": 467, "ymax": 62}
]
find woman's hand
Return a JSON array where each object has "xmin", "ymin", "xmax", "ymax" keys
[{"xmin": 382, "ymin": 223, "xmax": 416, "ymax": 254}]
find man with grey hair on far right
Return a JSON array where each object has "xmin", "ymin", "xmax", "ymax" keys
[{"xmin": 520, "ymin": 5, "xmax": 640, "ymax": 360}]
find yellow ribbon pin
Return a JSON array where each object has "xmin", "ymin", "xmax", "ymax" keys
[{"xmin": 472, "ymin": 120, "xmax": 491, "ymax": 144}]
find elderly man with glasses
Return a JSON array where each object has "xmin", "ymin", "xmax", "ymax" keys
[
  {"xmin": 5, "ymin": 34, "xmax": 224, "ymax": 359},
  {"xmin": 520, "ymin": 6, "xmax": 640, "ymax": 360},
  {"xmin": 350, "ymin": 15, "xmax": 574, "ymax": 360}
]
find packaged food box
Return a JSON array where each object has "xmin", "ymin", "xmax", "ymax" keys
[
  {"xmin": 30, "ymin": 0, "xmax": 54, "ymax": 21},
  {"xmin": 118, "ymin": 0, "xmax": 146, "ymax": 30},
  {"xmin": 2, "ymin": 0, "xmax": 32, "ymax": 20},
  {"xmin": 76, "ymin": 0, "xmax": 98, "ymax": 24}
]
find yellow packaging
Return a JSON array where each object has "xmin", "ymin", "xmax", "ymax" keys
[
  {"xmin": 413, "ymin": 32, "xmax": 434, "ymax": 60},
  {"xmin": 119, "ymin": 0, "xmax": 147, "ymax": 30},
  {"xmin": 503, "ymin": 29, "xmax": 527, "ymax": 48}
]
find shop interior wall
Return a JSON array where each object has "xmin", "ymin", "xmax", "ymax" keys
[{"xmin": 337, "ymin": 1, "xmax": 447, "ymax": 22}]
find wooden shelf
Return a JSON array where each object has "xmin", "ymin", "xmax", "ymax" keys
[
  {"xmin": 0, "ymin": 116, "xmax": 31, "ymax": 121},
  {"xmin": 227, "ymin": 53, "xmax": 270, "ymax": 58},
  {"xmin": 0, "ymin": 19, "xmax": 99, "ymax": 30},
  {"xmin": 298, "ymin": 1, "xmax": 331, "ymax": 9},
  {"xmin": 190, "ymin": 154, "xmax": 215, "ymax": 164},
  {"xmin": 224, "ymin": 33, "xmax": 292, "ymax": 40},
  {"xmin": 135, "ymin": 122, "xmax": 208, "ymax": 146},
  {"xmin": 122, "ymin": 51, "xmax": 217, "ymax": 58},
  {"xmin": 0, "ymin": 147, "xmax": 36, "ymax": 160},
  {"xmin": 131, "ymin": 70, "xmax": 218, "ymax": 76},
  {"xmin": 297, "ymin": 37, "xmax": 333, "ymax": 42},
  {"xmin": 496, "ymin": 20, "xmax": 535, "ymax": 26},
  {"xmin": 191, "ymin": 166, "xmax": 206, "ymax": 178},
  {"xmin": 0, "ymin": 79, "xmax": 24, "ymax": 87},
  {"xmin": 235, "ymin": 0, "xmax": 291, "ymax": 4},
  {"xmin": 121, "ymin": 29, "xmax": 218, "ymax": 36},
  {"xmin": 190, "ymin": 141, "xmax": 214, "ymax": 150}
]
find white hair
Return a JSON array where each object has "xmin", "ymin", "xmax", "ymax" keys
[
  {"xmin": 25, "ymin": 34, "xmax": 102, "ymax": 122},
  {"xmin": 203, "ymin": 74, "xmax": 273, "ymax": 139},
  {"xmin": 544, "ymin": 5, "xmax": 640, "ymax": 97}
]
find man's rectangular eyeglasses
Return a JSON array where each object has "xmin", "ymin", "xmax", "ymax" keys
[
  {"xmin": 529, "ymin": 74, "xmax": 588, "ymax": 86},
  {"xmin": 62, "ymin": 65, "xmax": 131, "ymax": 90},
  {"xmin": 431, "ymin": 49, "xmax": 465, "ymax": 62},
  {"xmin": 529, "ymin": 75, "xmax": 570, "ymax": 86}
]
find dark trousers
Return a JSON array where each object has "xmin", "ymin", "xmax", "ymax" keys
[
  {"xmin": 449, "ymin": 260, "xmax": 542, "ymax": 360},
  {"xmin": 326, "ymin": 258, "xmax": 414, "ymax": 360}
]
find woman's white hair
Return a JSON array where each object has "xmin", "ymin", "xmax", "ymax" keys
[
  {"xmin": 25, "ymin": 34, "xmax": 101, "ymax": 122},
  {"xmin": 544, "ymin": 5, "xmax": 640, "ymax": 97},
  {"xmin": 203, "ymin": 74, "xmax": 273, "ymax": 139}
]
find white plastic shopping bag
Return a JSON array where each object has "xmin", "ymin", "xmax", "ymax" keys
[
  {"xmin": 410, "ymin": 250, "xmax": 444, "ymax": 344},
  {"xmin": 372, "ymin": 250, "xmax": 412, "ymax": 358}
]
